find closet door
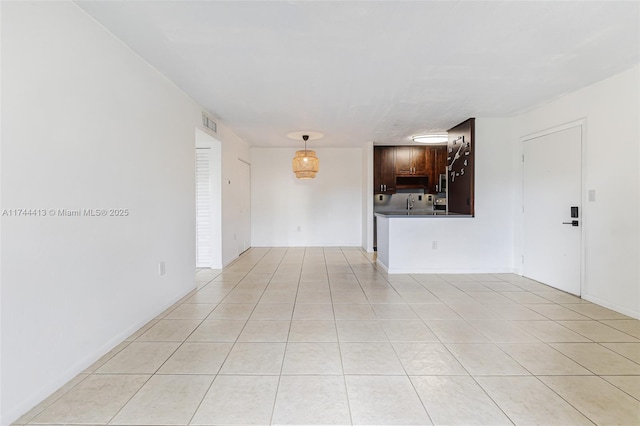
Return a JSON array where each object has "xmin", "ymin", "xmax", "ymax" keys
[{"xmin": 196, "ymin": 148, "xmax": 213, "ymax": 267}]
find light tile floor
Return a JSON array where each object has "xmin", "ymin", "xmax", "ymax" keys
[{"xmin": 13, "ymin": 247, "xmax": 640, "ymax": 425}]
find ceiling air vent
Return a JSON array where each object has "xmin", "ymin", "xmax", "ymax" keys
[{"xmin": 202, "ymin": 113, "xmax": 217, "ymax": 133}]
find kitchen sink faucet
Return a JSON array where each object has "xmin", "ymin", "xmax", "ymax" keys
[{"xmin": 407, "ymin": 194, "xmax": 415, "ymax": 210}]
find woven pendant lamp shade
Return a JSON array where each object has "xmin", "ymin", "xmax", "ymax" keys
[
  {"xmin": 292, "ymin": 134, "xmax": 320, "ymax": 179},
  {"xmin": 292, "ymin": 150, "xmax": 319, "ymax": 179}
]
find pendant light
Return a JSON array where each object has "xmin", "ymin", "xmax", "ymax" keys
[{"xmin": 292, "ymin": 134, "xmax": 319, "ymax": 179}]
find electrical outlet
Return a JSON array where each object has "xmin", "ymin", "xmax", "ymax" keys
[
  {"xmin": 432, "ymin": 241, "xmax": 438, "ymax": 250},
  {"xmin": 379, "ymin": 195, "xmax": 383, "ymax": 201},
  {"xmin": 159, "ymin": 261, "xmax": 166, "ymax": 276},
  {"xmin": 418, "ymin": 195, "xmax": 422, "ymax": 201}
]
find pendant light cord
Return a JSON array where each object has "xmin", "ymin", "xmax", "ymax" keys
[{"xmin": 303, "ymin": 134, "xmax": 309, "ymax": 155}]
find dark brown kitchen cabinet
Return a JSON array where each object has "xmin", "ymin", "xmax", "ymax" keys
[
  {"xmin": 395, "ymin": 146, "xmax": 427, "ymax": 176},
  {"xmin": 374, "ymin": 146, "xmax": 396, "ymax": 194},
  {"xmin": 430, "ymin": 145, "xmax": 448, "ymax": 193}
]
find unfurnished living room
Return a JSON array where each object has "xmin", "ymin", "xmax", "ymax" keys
[{"xmin": 1, "ymin": 1, "xmax": 639, "ymax": 425}]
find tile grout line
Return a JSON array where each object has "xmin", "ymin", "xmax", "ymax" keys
[
  {"xmin": 268, "ymin": 246, "xmax": 304, "ymax": 426},
  {"xmin": 599, "ymin": 375, "xmax": 640, "ymax": 403},
  {"xmin": 335, "ymin": 247, "xmax": 355, "ymax": 426}
]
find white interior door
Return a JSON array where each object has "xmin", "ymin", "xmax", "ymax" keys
[
  {"xmin": 238, "ymin": 160, "xmax": 251, "ymax": 255},
  {"xmin": 523, "ymin": 125, "xmax": 582, "ymax": 295}
]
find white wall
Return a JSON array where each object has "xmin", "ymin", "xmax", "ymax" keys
[
  {"xmin": 0, "ymin": 2, "xmax": 248, "ymax": 423},
  {"xmin": 512, "ymin": 65, "xmax": 640, "ymax": 318},
  {"xmin": 375, "ymin": 118, "xmax": 517, "ymax": 273},
  {"xmin": 251, "ymin": 148, "xmax": 363, "ymax": 247}
]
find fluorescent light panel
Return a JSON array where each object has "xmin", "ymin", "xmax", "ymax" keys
[{"xmin": 412, "ymin": 134, "xmax": 448, "ymax": 143}]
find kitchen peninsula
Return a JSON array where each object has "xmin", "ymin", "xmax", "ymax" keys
[
  {"xmin": 374, "ymin": 118, "xmax": 476, "ymax": 273},
  {"xmin": 375, "ymin": 211, "xmax": 473, "ymax": 273}
]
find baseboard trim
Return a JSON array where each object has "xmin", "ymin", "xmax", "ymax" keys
[
  {"xmin": 222, "ymin": 255, "xmax": 239, "ymax": 268},
  {"xmin": 375, "ymin": 259, "xmax": 390, "ymax": 273},
  {"xmin": 581, "ymin": 293, "xmax": 640, "ymax": 319},
  {"xmin": 251, "ymin": 243, "xmax": 363, "ymax": 248},
  {"xmin": 376, "ymin": 265, "xmax": 517, "ymax": 274}
]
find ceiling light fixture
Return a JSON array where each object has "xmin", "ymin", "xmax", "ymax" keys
[
  {"xmin": 412, "ymin": 134, "xmax": 448, "ymax": 144},
  {"xmin": 292, "ymin": 134, "xmax": 319, "ymax": 179}
]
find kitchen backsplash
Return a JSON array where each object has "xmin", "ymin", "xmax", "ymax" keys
[{"xmin": 373, "ymin": 189, "xmax": 434, "ymax": 212}]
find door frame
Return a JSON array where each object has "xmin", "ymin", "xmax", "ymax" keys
[
  {"xmin": 519, "ymin": 118, "xmax": 587, "ymax": 295},
  {"xmin": 237, "ymin": 157, "xmax": 251, "ymax": 256}
]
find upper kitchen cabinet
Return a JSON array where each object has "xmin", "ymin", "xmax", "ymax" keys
[
  {"xmin": 395, "ymin": 146, "xmax": 427, "ymax": 176},
  {"xmin": 374, "ymin": 146, "xmax": 396, "ymax": 194}
]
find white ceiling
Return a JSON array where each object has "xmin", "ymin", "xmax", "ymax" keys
[{"xmin": 77, "ymin": 1, "xmax": 639, "ymax": 147}]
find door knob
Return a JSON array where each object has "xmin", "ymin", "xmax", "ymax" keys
[{"xmin": 562, "ymin": 220, "xmax": 579, "ymax": 226}]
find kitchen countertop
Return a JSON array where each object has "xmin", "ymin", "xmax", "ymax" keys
[{"xmin": 375, "ymin": 210, "xmax": 472, "ymax": 218}]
